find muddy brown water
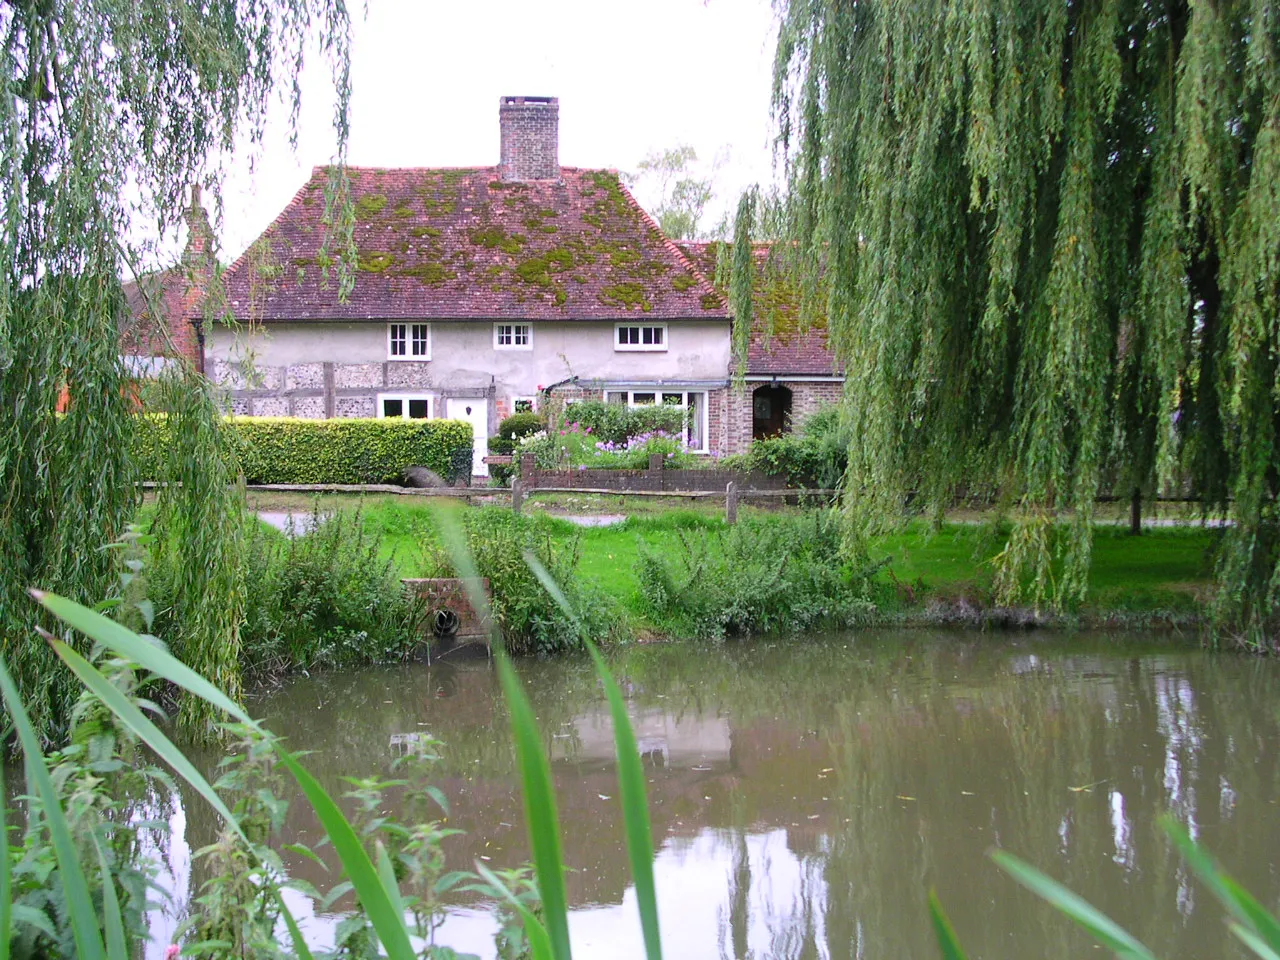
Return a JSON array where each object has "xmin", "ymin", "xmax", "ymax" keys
[{"xmin": 146, "ymin": 630, "xmax": 1279, "ymax": 959}]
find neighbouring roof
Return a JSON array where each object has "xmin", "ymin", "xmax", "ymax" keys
[
  {"xmin": 678, "ymin": 242, "xmax": 843, "ymax": 378},
  {"xmin": 224, "ymin": 167, "xmax": 727, "ymax": 323},
  {"xmin": 121, "ymin": 268, "xmax": 186, "ymax": 353}
]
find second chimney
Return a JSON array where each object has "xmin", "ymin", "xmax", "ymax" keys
[{"xmin": 499, "ymin": 96, "xmax": 559, "ymax": 181}]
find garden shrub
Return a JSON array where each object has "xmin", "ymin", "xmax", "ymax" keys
[
  {"xmin": 560, "ymin": 400, "xmax": 685, "ymax": 444},
  {"xmin": 421, "ymin": 510, "xmax": 623, "ymax": 654},
  {"xmin": 145, "ymin": 506, "xmax": 422, "ymax": 677},
  {"xmin": 636, "ymin": 510, "xmax": 874, "ymax": 639},
  {"xmin": 518, "ymin": 421, "xmax": 697, "ymax": 470},
  {"xmin": 742, "ymin": 406, "xmax": 849, "ymax": 487},
  {"xmin": 133, "ymin": 415, "xmax": 473, "ymax": 484},
  {"xmin": 489, "ymin": 412, "xmax": 547, "ymax": 483}
]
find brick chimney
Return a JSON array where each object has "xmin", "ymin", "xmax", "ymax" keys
[
  {"xmin": 498, "ymin": 96, "xmax": 559, "ymax": 181},
  {"xmin": 175, "ymin": 185, "xmax": 214, "ymax": 373}
]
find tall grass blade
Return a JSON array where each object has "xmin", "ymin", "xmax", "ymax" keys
[
  {"xmin": 48, "ymin": 631, "xmax": 320, "ymax": 960},
  {"xmin": 274, "ymin": 749, "xmax": 418, "ymax": 960},
  {"xmin": 33, "ymin": 590, "xmax": 254, "ymax": 726},
  {"xmin": 0, "ymin": 738, "xmax": 9, "ymax": 960},
  {"xmin": 584, "ymin": 645, "xmax": 662, "ymax": 960},
  {"xmin": 990, "ymin": 850, "xmax": 1156, "ymax": 960},
  {"xmin": 475, "ymin": 862, "xmax": 555, "ymax": 960},
  {"xmin": 46, "ymin": 635, "xmax": 244, "ymax": 836},
  {"xmin": 497, "ymin": 655, "xmax": 572, "ymax": 960},
  {"xmin": 526, "ymin": 550, "xmax": 662, "ymax": 960},
  {"xmin": 1233, "ymin": 923, "xmax": 1280, "ymax": 960},
  {"xmin": 36, "ymin": 591, "xmax": 400, "ymax": 960},
  {"xmin": 0, "ymin": 657, "xmax": 106, "ymax": 960},
  {"xmin": 376, "ymin": 840, "xmax": 405, "ymax": 919},
  {"xmin": 93, "ymin": 838, "xmax": 128, "ymax": 960},
  {"xmin": 1161, "ymin": 817, "xmax": 1280, "ymax": 950},
  {"xmin": 928, "ymin": 890, "xmax": 968, "ymax": 960}
]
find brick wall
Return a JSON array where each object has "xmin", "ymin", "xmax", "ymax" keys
[
  {"xmin": 499, "ymin": 96, "xmax": 559, "ymax": 182},
  {"xmin": 723, "ymin": 380, "xmax": 846, "ymax": 455}
]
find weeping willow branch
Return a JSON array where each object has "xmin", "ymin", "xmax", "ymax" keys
[
  {"xmin": 767, "ymin": 0, "xmax": 1280, "ymax": 636},
  {"xmin": 0, "ymin": 0, "xmax": 355, "ymax": 742}
]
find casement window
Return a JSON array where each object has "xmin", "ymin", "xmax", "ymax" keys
[
  {"xmin": 512, "ymin": 396, "xmax": 537, "ymax": 414},
  {"xmin": 388, "ymin": 322, "xmax": 430, "ymax": 360},
  {"xmin": 607, "ymin": 389, "xmax": 708, "ymax": 452},
  {"xmin": 615, "ymin": 323, "xmax": 667, "ymax": 352},
  {"xmin": 377, "ymin": 393, "xmax": 434, "ymax": 420},
  {"xmin": 494, "ymin": 323, "xmax": 532, "ymax": 350}
]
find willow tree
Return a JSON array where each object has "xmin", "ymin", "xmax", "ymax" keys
[
  {"xmin": 766, "ymin": 0, "xmax": 1280, "ymax": 641},
  {"xmin": 0, "ymin": 1, "xmax": 353, "ymax": 740}
]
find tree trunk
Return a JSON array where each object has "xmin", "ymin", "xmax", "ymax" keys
[{"xmin": 1130, "ymin": 487, "xmax": 1142, "ymax": 535}]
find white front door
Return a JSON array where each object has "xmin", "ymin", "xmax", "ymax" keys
[{"xmin": 445, "ymin": 398, "xmax": 489, "ymax": 478}]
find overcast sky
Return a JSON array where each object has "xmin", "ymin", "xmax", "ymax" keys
[{"xmin": 212, "ymin": 0, "xmax": 781, "ymax": 262}]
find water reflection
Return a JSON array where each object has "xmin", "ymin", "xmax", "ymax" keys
[{"xmin": 151, "ymin": 631, "xmax": 1280, "ymax": 959}]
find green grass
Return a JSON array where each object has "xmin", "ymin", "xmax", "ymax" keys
[{"xmin": 240, "ymin": 493, "xmax": 1220, "ymax": 630}]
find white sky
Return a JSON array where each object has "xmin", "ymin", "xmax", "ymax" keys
[{"xmin": 212, "ymin": 0, "xmax": 782, "ymax": 262}]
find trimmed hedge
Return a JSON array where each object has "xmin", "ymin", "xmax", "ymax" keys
[{"xmin": 134, "ymin": 416, "xmax": 473, "ymax": 485}]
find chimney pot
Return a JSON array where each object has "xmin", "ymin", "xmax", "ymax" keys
[{"xmin": 498, "ymin": 96, "xmax": 560, "ymax": 181}]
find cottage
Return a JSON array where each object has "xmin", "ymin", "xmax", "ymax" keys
[
  {"xmin": 130, "ymin": 97, "xmax": 844, "ymax": 474},
  {"xmin": 212, "ymin": 96, "xmax": 733, "ymax": 475}
]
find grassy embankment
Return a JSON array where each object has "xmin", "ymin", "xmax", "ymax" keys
[{"xmin": 247, "ymin": 490, "xmax": 1218, "ymax": 634}]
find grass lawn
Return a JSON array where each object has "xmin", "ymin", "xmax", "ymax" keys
[{"xmin": 242, "ymin": 490, "xmax": 1219, "ymax": 625}]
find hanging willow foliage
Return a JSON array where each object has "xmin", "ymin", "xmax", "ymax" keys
[
  {"xmin": 0, "ymin": 1, "xmax": 354, "ymax": 742},
  {"xmin": 765, "ymin": 0, "xmax": 1280, "ymax": 640}
]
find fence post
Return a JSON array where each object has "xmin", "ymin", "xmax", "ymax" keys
[
  {"xmin": 726, "ymin": 480, "xmax": 739, "ymax": 525},
  {"xmin": 512, "ymin": 478, "xmax": 524, "ymax": 516}
]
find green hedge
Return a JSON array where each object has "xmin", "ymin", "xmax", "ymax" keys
[{"xmin": 134, "ymin": 416, "xmax": 473, "ymax": 485}]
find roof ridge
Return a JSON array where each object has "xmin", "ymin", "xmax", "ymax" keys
[{"xmin": 613, "ymin": 180, "xmax": 726, "ymax": 314}]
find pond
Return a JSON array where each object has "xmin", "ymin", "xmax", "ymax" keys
[{"xmin": 156, "ymin": 630, "xmax": 1280, "ymax": 959}]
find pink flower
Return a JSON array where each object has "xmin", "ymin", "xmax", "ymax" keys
[
  {"xmin": 166, "ymin": 948, "xmax": 181, "ymax": 960},
  {"xmin": 559, "ymin": 430, "xmax": 565, "ymax": 436}
]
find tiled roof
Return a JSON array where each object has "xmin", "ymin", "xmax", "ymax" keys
[
  {"xmin": 678, "ymin": 242, "xmax": 843, "ymax": 378},
  {"xmin": 224, "ymin": 167, "xmax": 727, "ymax": 322},
  {"xmin": 121, "ymin": 268, "xmax": 185, "ymax": 353}
]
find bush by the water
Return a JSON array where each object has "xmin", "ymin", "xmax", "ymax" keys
[
  {"xmin": 637, "ymin": 510, "xmax": 873, "ymax": 638},
  {"xmin": 146, "ymin": 507, "xmax": 422, "ymax": 677},
  {"xmin": 422, "ymin": 510, "xmax": 622, "ymax": 654},
  {"xmin": 133, "ymin": 415, "xmax": 473, "ymax": 485},
  {"xmin": 723, "ymin": 406, "xmax": 849, "ymax": 487}
]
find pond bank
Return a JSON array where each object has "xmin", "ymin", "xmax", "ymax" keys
[{"xmin": 243, "ymin": 492, "xmax": 1217, "ymax": 645}]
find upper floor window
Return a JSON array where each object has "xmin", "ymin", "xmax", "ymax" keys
[
  {"xmin": 494, "ymin": 323, "xmax": 532, "ymax": 350},
  {"xmin": 389, "ymin": 322, "xmax": 430, "ymax": 360},
  {"xmin": 615, "ymin": 323, "xmax": 667, "ymax": 352}
]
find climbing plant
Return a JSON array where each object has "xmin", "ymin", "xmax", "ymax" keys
[
  {"xmin": 763, "ymin": 0, "xmax": 1280, "ymax": 642},
  {"xmin": 0, "ymin": 1, "xmax": 354, "ymax": 741}
]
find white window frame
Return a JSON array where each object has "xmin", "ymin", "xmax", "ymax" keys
[
  {"xmin": 377, "ymin": 393, "xmax": 435, "ymax": 420},
  {"xmin": 511, "ymin": 395, "xmax": 538, "ymax": 414},
  {"xmin": 611, "ymin": 389, "xmax": 709, "ymax": 453},
  {"xmin": 387, "ymin": 322, "xmax": 431, "ymax": 360},
  {"xmin": 614, "ymin": 323, "xmax": 668, "ymax": 352},
  {"xmin": 494, "ymin": 323, "xmax": 533, "ymax": 351}
]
